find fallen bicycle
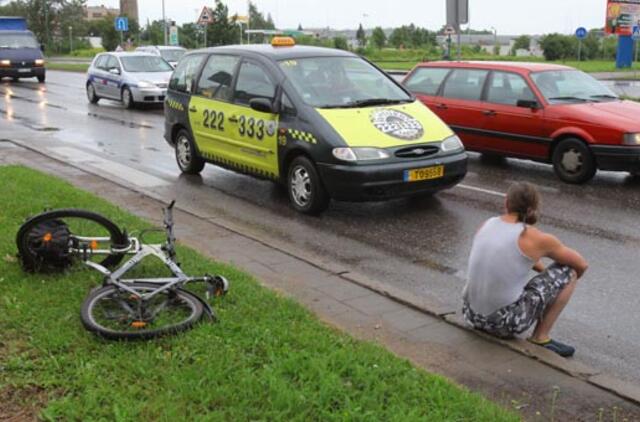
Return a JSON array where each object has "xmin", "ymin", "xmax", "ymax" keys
[{"xmin": 16, "ymin": 201, "xmax": 229, "ymax": 340}]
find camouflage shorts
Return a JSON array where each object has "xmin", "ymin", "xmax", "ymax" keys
[{"xmin": 463, "ymin": 263, "xmax": 575, "ymax": 338}]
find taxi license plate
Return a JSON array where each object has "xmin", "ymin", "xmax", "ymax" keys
[
  {"xmin": 404, "ymin": 165, "xmax": 444, "ymax": 182},
  {"xmin": 18, "ymin": 68, "xmax": 31, "ymax": 73}
]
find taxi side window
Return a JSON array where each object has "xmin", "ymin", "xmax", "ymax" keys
[
  {"xmin": 105, "ymin": 55, "xmax": 120, "ymax": 72},
  {"xmin": 442, "ymin": 69, "xmax": 489, "ymax": 101},
  {"xmin": 281, "ymin": 92, "xmax": 296, "ymax": 115},
  {"xmin": 93, "ymin": 55, "xmax": 107, "ymax": 70},
  {"xmin": 196, "ymin": 55, "xmax": 239, "ymax": 101},
  {"xmin": 487, "ymin": 71, "xmax": 536, "ymax": 106},
  {"xmin": 233, "ymin": 61, "xmax": 276, "ymax": 106},
  {"xmin": 404, "ymin": 68, "xmax": 450, "ymax": 96},
  {"xmin": 170, "ymin": 54, "xmax": 204, "ymax": 93}
]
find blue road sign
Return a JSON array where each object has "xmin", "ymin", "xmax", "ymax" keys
[
  {"xmin": 575, "ymin": 27, "xmax": 588, "ymax": 40},
  {"xmin": 633, "ymin": 26, "xmax": 640, "ymax": 40},
  {"xmin": 114, "ymin": 17, "xmax": 129, "ymax": 32}
]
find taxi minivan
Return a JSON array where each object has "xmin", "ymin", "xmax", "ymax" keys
[{"xmin": 164, "ymin": 38, "xmax": 468, "ymax": 214}]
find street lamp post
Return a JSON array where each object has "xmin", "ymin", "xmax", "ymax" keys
[
  {"xmin": 162, "ymin": 0, "xmax": 167, "ymax": 45},
  {"xmin": 68, "ymin": 26, "xmax": 72, "ymax": 53},
  {"xmin": 491, "ymin": 26, "xmax": 498, "ymax": 56}
]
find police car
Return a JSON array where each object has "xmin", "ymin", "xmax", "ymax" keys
[{"xmin": 164, "ymin": 37, "xmax": 468, "ymax": 214}]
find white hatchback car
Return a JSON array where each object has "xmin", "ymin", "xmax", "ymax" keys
[
  {"xmin": 86, "ymin": 52, "xmax": 173, "ymax": 108},
  {"xmin": 135, "ymin": 45, "xmax": 186, "ymax": 68}
]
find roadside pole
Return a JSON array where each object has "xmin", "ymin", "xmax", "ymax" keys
[
  {"xmin": 447, "ymin": 0, "xmax": 468, "ymax": 61},
  {"xmin": 575, "ymin": 27, "xmax": 587, "ymax": 62}
]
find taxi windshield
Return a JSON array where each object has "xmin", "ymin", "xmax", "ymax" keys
[
  {"xmin": 160, "ymin": 49, "xmax": 185, "ymax": 62},
  {"xmin": 531, "ymin": 70, "xmax": 618, "ymax": 103},
  {"xmin": 121, "ymin": 56, "xmax": 173, "ymax": 72},
  {"xmin": 278, "ymin": 56, "xmax": 412, "ymax": 108}
]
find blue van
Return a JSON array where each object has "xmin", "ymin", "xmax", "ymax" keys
[{"xmin": 0, "ymin": 17, "xmax": 46, "ymax": 83}]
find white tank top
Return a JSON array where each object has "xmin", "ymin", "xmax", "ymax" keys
[{"xmin": 463, "ymin": 217, "xmax": 534, "ymax": 315}]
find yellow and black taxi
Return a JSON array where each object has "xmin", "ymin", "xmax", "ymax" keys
[{"xmin": 164, "ymin": 37, "xmax": 467, "ymax": 214}]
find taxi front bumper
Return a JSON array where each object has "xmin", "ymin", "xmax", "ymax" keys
[
  {"xmin": 317, "ymin": 151, "xmax": 468, "ymax": 201},
  {"xmin": 131, "ymin": 86, "xmax": 167, "ymax": 103}
]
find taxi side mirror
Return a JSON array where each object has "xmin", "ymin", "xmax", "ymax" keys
[
  {"xmin": 109, "ymin": 67, "xmax": 121, "ymax": 75},
  {"xmin": 249, "ymin": 98, "xmax": 277, "ymax": 114}
]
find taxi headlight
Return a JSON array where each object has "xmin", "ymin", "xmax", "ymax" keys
[
  {"xmin": 137, "ymin": 80, "xmax": 155, "ymax": 88},
  {"xmin": 332, "ymin": 147, "xmax": 390, "ymax": 162},
  {"xmin": 623, "ymin": 133, "xmax": 640, "ymax": 145},
  {"xmin": 441, "ymin": 135, "xmax": 464, "ymax": 153},
  {"xmin": 0, "ymin": 60, "xmax": 10, "ymax": 66}
]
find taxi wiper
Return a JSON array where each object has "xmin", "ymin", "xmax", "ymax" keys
[
  {"xmin": 323, "ymin": 98, "xmax": 411, "ymax": 109},
  {"xmin": 548, "ymin": 96, "xmax": 589, "ymax": 102}
]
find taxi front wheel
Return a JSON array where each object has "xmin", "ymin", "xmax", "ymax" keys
[
  {"xmin": 287, "ymin": 156, "xmax": 329, "ymax": 215},
  {"xmin": 175, "ymin": 129, "xmax": 205, "ymax": 175}
]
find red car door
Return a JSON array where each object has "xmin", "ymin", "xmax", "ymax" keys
[
  {"xmin": 432, "ymin": 68, "xmax": 495, "ymax": 151},
  {"xmin": 480, "ymin": 71, "xmax": 548, "ymax": 158}
]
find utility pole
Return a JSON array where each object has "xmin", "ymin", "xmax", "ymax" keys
[
  {"xmin": 162, "ymin": 0, "xmax": 167, "ymax": 45},
  {"xmin": 69, "ymin": 26, "xmax": 73, "ymax": 53}
]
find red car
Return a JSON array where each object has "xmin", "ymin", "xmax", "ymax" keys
[{"xmin": 403, "ymin": 61, "xmax": 640, "ymax": 183}]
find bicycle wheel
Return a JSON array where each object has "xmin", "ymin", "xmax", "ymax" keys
[
  {"xmin": 16, "ymin": 209, "xmax": 128, "ymax": 273},
  {"xmin": 81, "ymin": 282, "xmax": 205, "ymax": 340}
]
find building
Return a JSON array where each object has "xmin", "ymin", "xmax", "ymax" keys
[
  {"xmin": 120, "ymin": 0, "xmax": 138, "ymax": 21},
  {"xmin": 84, "ymin": 4, "xmax": 119, "ymax": 21}
]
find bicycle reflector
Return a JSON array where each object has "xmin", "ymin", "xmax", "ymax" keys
[{"xmin": 130, "ymin": 321, "xmax": 147, "ymax": 329}]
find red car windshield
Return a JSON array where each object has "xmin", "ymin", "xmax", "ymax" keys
[{"xmin": 531, "ymin": 70, "xmax": 618, "ymax": 103}]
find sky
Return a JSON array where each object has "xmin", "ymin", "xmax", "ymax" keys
[{"xmin": 89, "ymin": 0, "xmax": 608, "ymax": 35}]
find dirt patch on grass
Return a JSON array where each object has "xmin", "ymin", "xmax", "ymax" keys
[{"xmin": 0, "ymin": 384, "xmax": 48, "ymax": 421}]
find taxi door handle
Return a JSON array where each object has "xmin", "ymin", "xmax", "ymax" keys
[
  {"xmin": 228, "ymin": 115, "xmax": 239, "ymax": 123},
  {"xmin": 483, "ymin": 110, "xmax": 497, "ymax": 116},
  {"xmin": 189, "ymin": 106, "xmax": 197, "ymax": 113},
  {"xmin": 435, "ymin": 103, "xmax": 448, "ymax": 110}
]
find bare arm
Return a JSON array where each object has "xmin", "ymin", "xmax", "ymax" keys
[
  {"xmin": 532, "ymin": 260, "xmax": 546, "ymax": 273},
  {"xmin": 541, "ymin": 233, "xmax": 589, "ymax": 278}
]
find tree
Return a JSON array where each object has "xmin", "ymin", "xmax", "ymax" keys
[
  {"xmin": 207, "ymin": 0, "xmax": 237, "ymax": 46},
  {"xmin": 371, "ymin": 27, "xmax": 386, "ymax": 49},
  {"xmin": 356, "ymin": 23, "xmax": 366, "ymax": 48},
  {"xmin": 297, "ymin": 23, "xmax": 303, "ymax": 31},
  {"xmin": 333, "ymin": 36, "xmax": 348, "ymax": 50},
  {"xmin": 511, "ymin": 35, "xmax": 530, "ymax": 55},
  {"xmin": 389, "ymin": 24, "xmax": 435, "ymax": 49},
  {"xmin": 539, "ymin": 33, "xmax": 576, "ymax": 61},
  {"xmin": 247, "ymin": 1, "xmax": 275, "ymax": 43}
]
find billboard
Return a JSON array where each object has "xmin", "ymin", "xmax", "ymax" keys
[{"xmin": 606, "ymin": 0, "xmax": 640, "ymax": 35}]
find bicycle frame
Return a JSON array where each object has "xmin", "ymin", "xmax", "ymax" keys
[{"xmin": 76, "ymin": 201, "xmax": 218, "ymax": 302}]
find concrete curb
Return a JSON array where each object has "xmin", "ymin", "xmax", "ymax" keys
[{"xmin": 6, "ymin": 138, "xmax": 640, "ymax": 406}]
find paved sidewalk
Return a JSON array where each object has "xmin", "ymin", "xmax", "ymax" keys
[{"xmin": 2, "ymin": 142, "xmax": 640, "ymax": 420}]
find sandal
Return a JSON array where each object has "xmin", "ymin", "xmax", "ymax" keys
[{"xmin": 528, "ymin": 338, "xmax": 575, "ymax": 357}]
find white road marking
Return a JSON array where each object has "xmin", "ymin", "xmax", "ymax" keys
[
  {"xmin": 48, "ymin": 146, "xmax": 169, "ymax": 188},
  {"xmin": 456, "ymin": 183, "xmax": 506, "ymax": 198}
]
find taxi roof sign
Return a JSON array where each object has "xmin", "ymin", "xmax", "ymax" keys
[{"xmin": 271, "ymin": 36, "xmax": 295, "ymax": 47}]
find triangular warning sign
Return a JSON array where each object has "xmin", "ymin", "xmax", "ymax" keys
[{"xmin": 197, "ymin": 7, "xmax": 213, "ymax": 25}]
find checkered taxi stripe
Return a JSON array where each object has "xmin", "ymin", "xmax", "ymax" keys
[
  {"xmin": 200, "ymin": 151, "xmax": 278, "ymax": 180},
  {"xmin": 288, "ymin": 129, "xmax": 317, "ymax": 144}
]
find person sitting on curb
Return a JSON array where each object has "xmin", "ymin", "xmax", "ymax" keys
[{"xmin": 462, "ymin": 182, "xmax": 588, "ymax": 357}]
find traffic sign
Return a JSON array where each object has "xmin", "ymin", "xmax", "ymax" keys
[
  {"xmin": 444, "ymin": 25, "xmax": 456, "ymax": 36},
  {"xmin": 169, "ymin": 26, "xmax": 179, "ymax": 46},
  {"xmin": 575, "ymin": 27, "xmax": 588, "ymax": 39},
  {"xmin": 114, "ymin": 16, "xmax": 129, "ymax": 32},
  {"xmin": 197, "ymin": 7, "xmax": 213, "ymax": 25},
  {"xmin": 633, "ymin": 26, "xmax": 640, "ymax": 40}
]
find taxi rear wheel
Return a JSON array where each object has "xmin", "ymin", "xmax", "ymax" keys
[
  {"xmin": 86, "ymin": 82, "xmax": 99, "ymax": 104},
  {"xmin": 287, "ymin": 156, "xmax": 329, "ymax": 215},
  {"xmin": 175, "ymin": 129, "xmax": 204, "ymax": 175},
  {"xmin": 552, "ymin": 138, "xmax": 596, "ymax": 184}
]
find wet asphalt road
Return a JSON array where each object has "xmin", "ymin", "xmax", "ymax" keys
[{"xmin": 2, "ymin": 71, "xmax": 640, "ymax": 385}]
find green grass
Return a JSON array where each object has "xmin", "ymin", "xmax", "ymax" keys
[
  {"xmin": 0, "ymin": 165, "xmax": 517, "ymax": 421},
  {"xmin": 46, "ymin": 63, "xmax": 89, "ymax": 73}
]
